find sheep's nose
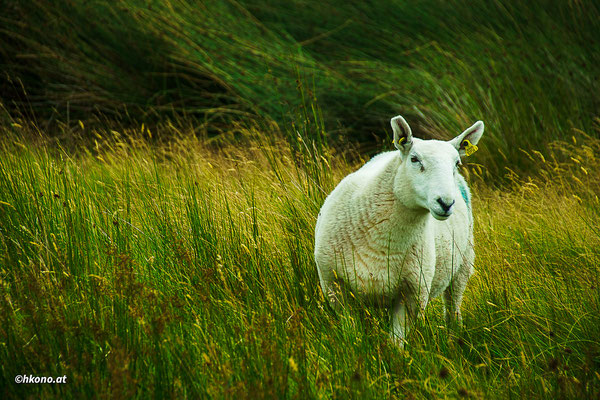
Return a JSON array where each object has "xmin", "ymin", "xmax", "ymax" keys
[{"xmin": 436, "ymin": 198, "xmax": 455, "ymax": 213}]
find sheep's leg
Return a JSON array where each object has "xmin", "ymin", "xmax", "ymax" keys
[
  {"xmin": 391, "ymin": 301, "xmax": 410, "ymax": 348},
  {"xmin": 443, "ymin": 262, "xmax": 473, "ymax": 328},
  {"xmin": 317, "ymin": 266, "xmax": 343, "ymax": 312},
  {"xmin": 391, "ymin": 284, "xmax": 429, "ymax": 348}
]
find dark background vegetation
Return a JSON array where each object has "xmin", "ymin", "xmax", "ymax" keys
[{"xmin": 2, "ymin": 0, "xmax": 599, "ymax": 172}]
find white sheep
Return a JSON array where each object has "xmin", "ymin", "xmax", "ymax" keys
[{"xmin": 314, "ymin": 115, "xmax": 484, "ymax": 347}]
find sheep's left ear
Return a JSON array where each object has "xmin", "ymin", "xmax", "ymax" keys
[{"xmin": 450, "ymin": 121, "xmax": 484, "ymax": 157}]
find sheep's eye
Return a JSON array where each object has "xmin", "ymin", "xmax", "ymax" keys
[
  {"xmin": 410, "ymin": 156, "xmax": 419, "ymax": 163},
  {"xmin": 455, "ymin": 161, "xmax": 461, "ymax": 168}
]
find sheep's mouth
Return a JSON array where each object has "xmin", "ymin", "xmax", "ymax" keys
[{"xmin": 431, "ymin": 210, "xmax": 451, "ymax": 220}]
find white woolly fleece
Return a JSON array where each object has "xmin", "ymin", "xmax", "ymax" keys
[{"xmin": 314, "ymin": 116, "xmax": 484, "ymax": 347}]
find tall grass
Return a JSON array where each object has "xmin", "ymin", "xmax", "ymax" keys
[
  {"xmin": 1, "ymin": 117, "xmax": 599, "ymax": 398},
  {"xmin": 1, "ymin": 2, "xmax": 599, "ymax": 397},
  {"xmin": 2, "ymin": 0, "xmax": 599, "ymax": 173}
]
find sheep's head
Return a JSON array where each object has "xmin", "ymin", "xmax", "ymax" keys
[{"xmin": 391, "ymin": 115, "xmax": 484, "ymax": 220}]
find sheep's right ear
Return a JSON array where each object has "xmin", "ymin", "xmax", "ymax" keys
[{"xmin": 391, "ymin": 115, "xmax": 413, "ymax": 153}]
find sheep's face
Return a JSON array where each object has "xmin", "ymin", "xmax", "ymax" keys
[
  {"xmin": 402, "ymin": 139, "xmax": 461, "ymax": 220},
  {"xmin": 391, "ymin": 116, "xmax": 484, "ymax": 220}
]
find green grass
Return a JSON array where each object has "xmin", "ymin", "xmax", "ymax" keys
[
  {"xmin": 2, "ymin": 0, "xmax": 600, "ymax": 173},
  {"xmin": 0, "ymin": 120, "xmax": 599, "ymax": 398},
  {"xmin": 1, "ymin": 1, "xmax": 600, "ymax": 397}
]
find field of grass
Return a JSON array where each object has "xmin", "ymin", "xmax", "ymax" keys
[
  {"xmin": 1, "ymin": 0, "xmax": 600, "ymax": 398},
  {"xmin": 0, "ymin": 117, "xmax": 599, "ymax": 398}
]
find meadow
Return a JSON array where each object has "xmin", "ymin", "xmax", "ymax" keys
[
  {"xmin": 1, "ymin": 0, "xmax": 600, "ymax": 398},
  {"xmin": 1, "ymin": 118, "xmax": 599, "ymax": 398}
]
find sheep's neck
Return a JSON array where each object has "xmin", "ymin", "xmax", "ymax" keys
[
  {"xmin": 360, "ymin": 157, "xmax": 431, "ymax": 253},
  {"xmin": 366, "ymin": 195, "xmax": 430, "ymax": 250}
]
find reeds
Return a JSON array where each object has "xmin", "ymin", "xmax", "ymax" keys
[
  {"xmin": 1, "ymin": 118, "xmax": 598, "ymax": 398},
  {"xmin": 1, "ymin": 0, "xmax": 599, "ymax": 174}
]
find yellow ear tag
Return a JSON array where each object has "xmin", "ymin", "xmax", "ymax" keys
[
  {"xmin": 394, "ymin": 137, "xmax": 406, "ymax": 146},
  {"xmin": 462, "ymin": 139, "xmax": 478, "ymax": 156}
]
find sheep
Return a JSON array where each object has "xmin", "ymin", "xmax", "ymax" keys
[{"xmin": 314, "ymin": 115, "xmax": 484, "ymax": 347}]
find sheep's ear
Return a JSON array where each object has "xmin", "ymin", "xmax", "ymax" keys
[
  {"xmin": 391, "ymin": 115, "xmax": 413, "ymax": 153},
  {"xmin": 451, "ymin": 121, "xmax": 484, "ymax": 157}
]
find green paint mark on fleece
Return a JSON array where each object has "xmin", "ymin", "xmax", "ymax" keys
[{"xmin": 459, "ymin": 181, "xmax": 470, "ymax": 211}]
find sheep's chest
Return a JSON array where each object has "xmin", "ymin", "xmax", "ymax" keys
[
  {"xmin": 336, "ymin": 225, "xmax": 436, "ymax": 303},
  {"xmin": 429, "ymin": 214, "xmax": 471, "ymax": 298}
]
